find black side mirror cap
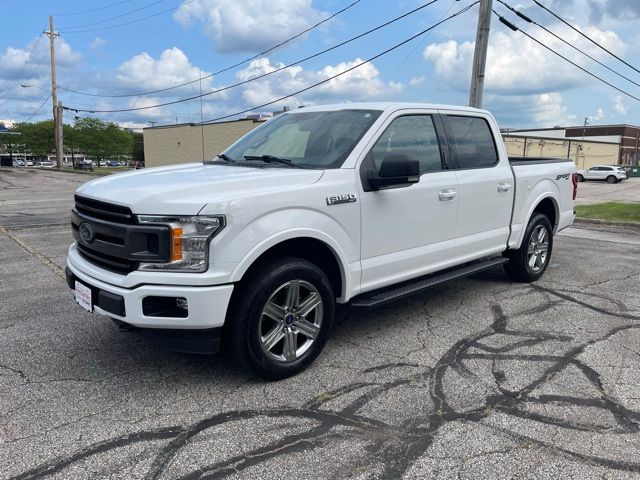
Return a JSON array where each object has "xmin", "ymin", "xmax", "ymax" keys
[{"xmin": 368, "ymin": 153, "xmax": 420, "ymax": 190}]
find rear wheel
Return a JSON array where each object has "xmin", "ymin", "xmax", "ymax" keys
[
  {"xmin": 504, "ymin": 213, "xmax": 553, "ymax": 282},
  {"xmin": 606, "ymin": 175, "xmax": 617, "ymax": 184},
  {"xmin": 577, "ymin": 174, "xmax": 584, "ymax": 182},
  {"xmin": 227, "ymin": 257, "xmax": 335, "ymax": 380}
]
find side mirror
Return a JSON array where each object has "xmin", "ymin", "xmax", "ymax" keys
[{"xmin": 369, "ymin": 153, "xmax": 420, "ymax": 190}]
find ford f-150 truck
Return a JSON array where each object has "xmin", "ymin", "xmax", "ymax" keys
[{"xmin": 65, "ymin": 103, "xmax": 577, "ymax": 378}]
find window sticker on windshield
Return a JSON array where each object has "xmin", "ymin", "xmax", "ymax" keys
[{"xmin": 364, "ymin": 113, "xmax": 371, "ymax": 118}]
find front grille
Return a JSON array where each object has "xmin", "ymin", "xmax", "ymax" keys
[
  {"xmin": 72, "ymin": 196, "xmax": 170, "ymax": 275},
  {"xmin": 76, "ymin": 243, "xmax": 138, "ymax": 275},
  {"xmin": 74, "ymin": 195, "xmax": 134, "ymax": 224}
]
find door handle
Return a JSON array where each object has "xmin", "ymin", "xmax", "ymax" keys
[
  {"xmin": 438, "ymin": 189, "xmax": 456, "ymax": 201},
  {"xmin": 497, "ymin": 182, "xmax": 512, "ymax": 193}
]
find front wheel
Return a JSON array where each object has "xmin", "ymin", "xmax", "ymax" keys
[
  {"xmin": 577, "ymin": 174, "xmax": 584, "ymax": 182},
  {"xmin": 227, "ymin": 257, "xmax": 335, "ymax": 380},
  {"xmin": 606, "ymin": 175, "xmax": 617, "ymax": 184},
  {"xmin": 504, "ymin": 213, "xmax": 553, "ymax": 282}
]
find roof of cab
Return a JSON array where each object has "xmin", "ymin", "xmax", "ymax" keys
[{"xmin": 287, "ymin": 102, "xmax": 490, "ymax": 115}]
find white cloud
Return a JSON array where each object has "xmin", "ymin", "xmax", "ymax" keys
[
  {"xmin": 90, "ymin": 37, "xmax": 107, "ymax": 50},
  {"xmin": 127, "ymin": 97, "xmax": 165, "ymax": 118},
  {"xmin": 173, "ymin": 0, "xmax": 325, "ymax": 53},
  {"xmin": 423, "ymin": 26, "xmax": 627, "ymax": 95},
  {"xmin": 235, "ymin": 57, "xmax": 402, "ymax": 109},
  {"xmin": 614, "ymin": 95, "xmax": 627, "ymax": 115},
  {"xmin": 116, "ymin": 47, "xmax": 215, "ymax": 95},
  {"xmin": 0, "ymin": 118, "xmax": 16, "ymax": 128},
  {"xmin": 589, "ymin": 107, "xmax": 605, "ymax": 122},
  {"xmin": 486, "ymin": 91, "xmax": 576, "ymax": 128},
  {"xmin": 409, "ymin": 76, "xmax": 426, "ymax": 86}
]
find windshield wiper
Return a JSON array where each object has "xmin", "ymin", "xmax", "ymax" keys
[
  {"xmin": 243, "ymin": 155, "xmax": 302, "ymax": 168},
  {"xmin": 215, "ymin": 153, "xmax": 236, "ymax": 163}
]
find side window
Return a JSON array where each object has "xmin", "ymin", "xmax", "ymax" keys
[
  {"xmin": 447, "ymin": 116, "xmax": 498, "ymax": 169},
  {"xmin": 370, "ymin": 115, "xmax": 443, "ymax": 174}
]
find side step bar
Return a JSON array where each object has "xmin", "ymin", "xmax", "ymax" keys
[{"xmin": 350, "ymin": 257, "xmax": 509, "ymax": 308}]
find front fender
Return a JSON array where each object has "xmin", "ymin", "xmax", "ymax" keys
[{"xmin": 216, "ymin": 208, "xmax": 358, "ymax": 303}]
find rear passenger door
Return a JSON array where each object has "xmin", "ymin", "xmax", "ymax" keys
[{"xmin": 442, "ymin": 113, "xmax": 513, "ymax": 259}]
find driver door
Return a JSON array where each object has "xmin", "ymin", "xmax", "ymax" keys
[{"xmin": 358, "ymin": 111, "xmax": 459, "ymax": 292}]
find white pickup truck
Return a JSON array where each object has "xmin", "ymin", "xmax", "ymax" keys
[{"xmin": 66, "ymin": 103, "xmax": 577, "ymax": 378}]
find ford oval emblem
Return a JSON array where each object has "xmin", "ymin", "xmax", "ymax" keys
[{"xmin": 79, "ymin": 222, "xmax": 96, "ymax": 243}]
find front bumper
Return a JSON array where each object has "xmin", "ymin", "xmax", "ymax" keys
[{"xmin": 65, "ymin": 257, "xmax": 234, "ymax": 331}]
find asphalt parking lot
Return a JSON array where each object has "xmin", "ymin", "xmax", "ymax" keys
[
  {"xmin": 575, "ymin": 176, "xmax": 640, "ymax": 206},
  {"xmin": 1, "ymin": 167, "xmax": 640, "ymax": 479}
]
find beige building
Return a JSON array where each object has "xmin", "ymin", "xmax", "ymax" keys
[
  {"xmin": 143, "ymin": 118, "xmax": 265, "ymax": 167},
  {"xmin": 502, "ymin": 135, "xmax": 620, "ymax": 170}
]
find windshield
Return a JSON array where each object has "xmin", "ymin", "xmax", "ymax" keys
[{"xmin": 221, "ymin": 109, "xmax": 382, "ymax": 169}]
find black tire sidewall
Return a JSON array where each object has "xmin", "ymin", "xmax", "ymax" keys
[
  {"xmin": 230, "ymin": 258, "xmax": 335, "ymax": 379},
  {"xmin": 522, "ymin": 214, "xmax": 553, "ymax": 280},
  {"xmin": 577, "ymin": 174, "xmax": 584, "ymax": 182},
  {"xmin": 505, "ymin": 213, "xmax": 553, "ymax": 282},
  {"xmin": 606, "ymin": 175, "xmax": 617, "ymax": 184}
]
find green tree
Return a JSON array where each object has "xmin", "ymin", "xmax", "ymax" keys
[
  {"xmin": 12, "ymin": 120, "xmax": 55, "ymax": 157},
  {"xmin": 74, "ymin": 117, "xmax": 133, "ymax": 161},
  {"xmin": 132, "ymin": 131, "xmax": 144, "ymax": 164}
]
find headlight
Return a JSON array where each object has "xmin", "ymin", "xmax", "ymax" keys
[{"xmin": 137, "ymin": 215, "xmax": 225, "ymax": 272}]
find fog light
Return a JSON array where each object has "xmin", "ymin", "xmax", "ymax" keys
[{"xmin": 176, "ymin": 297, "xmax": 188, "ymax": 311}]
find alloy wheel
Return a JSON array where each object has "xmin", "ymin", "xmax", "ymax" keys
[
  {"xmin": 258, "ymin": 280, "xmax": 323, "ymax": 363},
  {"xmin": 527, "ymin": 225, "xmax": 549, "ymax": 273}
]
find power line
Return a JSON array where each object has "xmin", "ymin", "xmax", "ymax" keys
[
  {"xmin": 61, "ymin": 0, "xmax": 169, "ymax": 30},
  {"xmin": 0, "ymin": 95, "xmax": 49, "ymax": 103},
  {"xmin": 24, "ymin": 94, "xmax": 52, "ymax": 122},
  {"xmin": 58, "ymin": 0, "xmax": 198, "ymax": 34},
  {"xmin": 62, "ymin": 0, "xmax": 363, "ymax": 97},
  {"xmin": 496, "ymin": 0, "xmax": 640, "ymax": 89},
  {"xmin": 198, "ymin": 2, "xmax": 479, "ymax": 125},
  {"xmin": 63, "ymin": 0, "xmax": 442, "ymax": 113},
  {"xmin": 55, "ymin": 0, "xmax": 132, "ymax": 16},
  {"xmin": 493, "ymin": 11, "xmax": 640, "ymax": 103},
  {"xmin": 531, "ymin": 0, "xmax": 640, "ymax": 76}
]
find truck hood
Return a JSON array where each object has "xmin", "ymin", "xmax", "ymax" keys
[{"xmin": 75, "ymin": 162, "xmax": 324, "ymax": 215}]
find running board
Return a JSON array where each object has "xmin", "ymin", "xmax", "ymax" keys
[{"xmin": 350, "ymin": 257, "xmax": 509, "ymax": 308}]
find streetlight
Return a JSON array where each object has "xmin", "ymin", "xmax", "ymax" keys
[{"xmin": 20, "ymin": 83, "xmax": 51, "ymax": 93}]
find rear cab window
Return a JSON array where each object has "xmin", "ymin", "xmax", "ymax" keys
[{"xmin": 445, "ymin": 115, "xmax": 498, "ymax": 169}]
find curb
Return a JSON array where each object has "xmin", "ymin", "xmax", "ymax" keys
[{"xmin": 573, "ymin": 217, "xmax": 640, "ymax": 230}]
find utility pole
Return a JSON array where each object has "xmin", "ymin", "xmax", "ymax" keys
[
  {"xmin": 469, "ymin": 0, "xmax": 493, "ymax": 109},
  {"xmin": 46, "ymin": 15, "xmax": 63, "ymax": 168}
]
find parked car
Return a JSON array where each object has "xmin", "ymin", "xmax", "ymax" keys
[
  {"xmin": 576, "ymin": 165, "xmax": 627, "ymax": 183},
  {"xmin": 12, "ymin": 159, "xmax": 26, "ymax": 167},
  {"xmin": 66, "ymin": 102, "xmax": 577, "ymax": 379},
  {"xmin": 106, "ymin": 161, "xmax": 121, "ymax": 167},
  {"xmin": 35, "ymin": 161, "xmax": 55, "ymax": 168},
  {"xmin": 74, "ymin": 161, "xmax": 94, "ymax": 172},
  {"xmin": 25, "ymin": 160, "xmax": 34, "ymax": 166}
]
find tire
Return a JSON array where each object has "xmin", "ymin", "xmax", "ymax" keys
[
  {"xmin": 504, "ymin": 213, "xmax": 553, "ymax": 282},
  {"xmin": 606, "ymin": 175, "xmax": 617, "ymax": 184},
  {"xmin": 227, "ymin": 256, "xmax": 335, "ymax": 380},
  {"xmin": 577, "ymin": 174, "xmax": 584, "ymax": 182}
]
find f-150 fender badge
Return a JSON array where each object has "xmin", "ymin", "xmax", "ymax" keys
[
  {"xmin": 326, "ymin": 194, "xmax": 357, "ymax": 205},
  {"xmin": 556, "ymin": 173, "xmax": 570, "ymax": 180}
]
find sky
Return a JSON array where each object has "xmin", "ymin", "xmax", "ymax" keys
[{"xmin": 1, "ymin": 0, "xmax": 640, "ymax": 130}]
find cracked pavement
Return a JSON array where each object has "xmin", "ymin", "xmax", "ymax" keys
[{"xmin": 1, "ymin": 168, "xmax": 640, "ymax": 479}]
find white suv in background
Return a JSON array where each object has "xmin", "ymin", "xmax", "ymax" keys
[{"xmin": 577, "ymin": 165, "xmax": 627, "ymax": 183}]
